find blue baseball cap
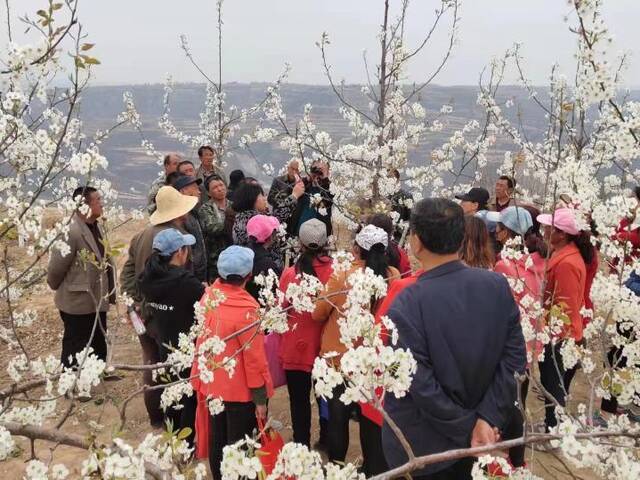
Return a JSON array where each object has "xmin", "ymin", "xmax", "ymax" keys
[
  {"xmin": 217, "ymin": 245, "xmax": 254, "ymax": 279},
  {"xmin": 490, "ymin": 206, "xmax": 533, "ymax": 236},
  {"xmin": 152, "ymin": 228, "xmax": 196, "ymax": 256},
  {"xmin": 475, "ymin": 210, "xmax": 497, "ymax": 233}
]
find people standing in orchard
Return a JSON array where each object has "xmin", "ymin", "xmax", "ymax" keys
[
  {"xmin": 198, "ymin": 175, "xmax": 233, "ymax": 282},
  {"xmin": 232, "ymin": 180, "xmax": 302, "ymax": 269},
  {"xmin": 490, "ymin": 175, "xmax": 516, "ymax": 212},
  {"xmin": 383, "ymin": 198, "xmax": 526, "ymax": 479},
  {"xmin": 137, "ymin": 228, "xmax": 204, "ymax": 445},
  {"xmin": 536, "ymin": 208, "xmax": 592, "ymax": 431},
  {"xmin": 147, "ymin": 152, "xmax": 182, "ymax": 214},
  {"xmin": 196, "ymin": 145, "xmax": 227, "ymax": 186},
  {"xmin": 226, "ymin": 169, "xmax": 245, "ymax": 202},
  {"xmin": 178, "ymin": 160, "xmax": 197, "ymax": 177},
  {"xmin": 47, "ymin": 186, "xmax": 116, "ymax": 368},
  {"xmin": 312, "ymin": 224, "xmax": 400, "ymax": 476},
  {"xmin": 279, "ymin": 219, "xmax": 333, "ymax": 449},
  {"xmin": 366, "ymin": 213, "xmax": 412, "ymax": 277},
  {"xmin": 267, "ymin": 159, "xmax": 312, "ymax": 236},
  {"xmin": 121, "ymin": 186, "xmax": 198, "ymax": 428},
  {"xmin": 245, "ymin": 214, "xmax": 282, "ymax": 300},
  {"xmin": 491, "ymin": 206, "xmax": 540, "ymax": 467},
  {"xmin": 293, "ymin": 160, "xmax": 333, "ymax": 237},
  {"xmin": 172, "ymin": 175, "xmax": 208, "ymax": 282},
  {"xmin": 191, "ymin": 246, "xmax": 273, "ymax": 480},
  {"xmin": 599, "ymin": 188, "xmax": 640, "ymax": 422},
  {"xmin": 455, "ymin": 187, "xmax": 490, "ymax": 216},
  {"xmin": 459, "ymin": 215, "xmax": 495, "ymax": 269}
]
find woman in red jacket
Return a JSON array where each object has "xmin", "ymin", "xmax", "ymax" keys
[
  {"xmin": 191, "ymin": 246, "xmax": 274, "ymax": 480},
  {"xmin": 537, "ymin": 208, "xmax": 593, "ymax": 430},
  {"xmin": 279, "ymin": 219, "xmax": 333, "ymax": 448}
]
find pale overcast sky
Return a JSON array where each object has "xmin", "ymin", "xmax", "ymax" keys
[{"xmin": 3, "ymin": 0, "xmax": 640, "ymax": 86}]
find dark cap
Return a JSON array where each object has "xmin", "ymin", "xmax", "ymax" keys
[
  {"xmin": 455, "ymin": 187, "xmax": 489, "ymax": 206},
  {"xmin": 172, "ymin": 175, "xmax": 202, "ymax": 191}
]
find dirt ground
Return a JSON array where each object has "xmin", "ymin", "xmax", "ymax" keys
[{"xmin": 0, "ymin": 219, "xmax": 603, "ymax": 479}]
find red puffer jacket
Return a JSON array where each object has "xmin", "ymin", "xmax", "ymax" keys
[{"xmin": 278, "ymin": 257, "xmax": 334, "ymax": 372}]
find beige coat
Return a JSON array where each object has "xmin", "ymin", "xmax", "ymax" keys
[{"xmin": 47, "ymin": 213, "xmax": 116, "ymax": 315}]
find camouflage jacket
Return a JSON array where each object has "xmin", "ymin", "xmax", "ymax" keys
[
  {"xmin": 146, "ymin": 176, "xmax": 165, "ymax": 215},
  {"xmin": 198, "ymin": 200, "xmax": 231, "ymax": 281}
]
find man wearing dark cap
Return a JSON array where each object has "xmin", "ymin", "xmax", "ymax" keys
[
  {"xmin": 172, "ymin": 175, "xmax": 207, "ymax": 282},
  {"xmin": 455, "ymin": 187, "xmax": 490, "ymax": 216}
]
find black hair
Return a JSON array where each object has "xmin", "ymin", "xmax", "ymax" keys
[
  {"xmin": 198, "ymin": 145, "xmax": 215, "ymax": 158},
  {"xmin": 498, "ymin": 175, "xmax": 516, "ymax": 190},
  {"xmin": 569, "ymin": 231, "xmax": 595, "ymax": 265},
  {"xmin": 242, "ymin": 176, "xmax": 259, "ymax": 185},
  {"xmin": 204, "ymin": 174, "xmax": 224, "ymax": 192},
  {"xmin": 410, "ymin": 198, "xmax": 464, "ymax": 255},
  {"xmin": 178, "ymin": 160, "xmax": 195, "ymax": 170},
  {"xmin": 144, "ymin": 250, "xmax": 172, "ymax": 277},
  {"xmin": 366, "ymin": 213, "xmax": 400, "ymax": 270},
  {"xmin": 165, "ymin": 172, "xmax": 184, "ymax": 186},
  {"xmin": 72, "ymin": 186, "xmax": 97, "ymax": 203},
  {"xmin": 358, "ymin": 242, "xmax": 389, "ymax": 279},
  {"xmin": 634, "ymin": 186, "xmax": 640, "ymax": 201},
  {"xmin": 295, "ymin": 245, "xmax": 330, "ymax": 278},
  {"xmin": 220, "ymin": 274, "xmax": 246, "ymax": 286},
  {"xmin": 233, "ymin": 182, "xmax": 265, "ymax": 212},
  {"xmin": 229, "ymin": 170, "xmax": 245, "ymax": 189}
]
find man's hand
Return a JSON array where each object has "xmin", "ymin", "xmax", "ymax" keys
[
  {"xmin": 255, "ymin": 404, "xmax": 268, "ymax": 422},
  {"xmin": 292, "ymin": 181, "xmax": 305, "ymax": 199},
  {"xmin": 471, "ymin": 418, "xmax": 497, "ymax": 450}
]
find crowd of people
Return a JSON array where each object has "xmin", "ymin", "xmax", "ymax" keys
[{"xmin": 47, "ymin": 144, "xmax": 640, "ymax": 479}]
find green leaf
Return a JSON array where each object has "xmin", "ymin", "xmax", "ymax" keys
[
  {"xmin": 80, "ymin": 55, "xmax": 101, "ymax": 65},
  {"xmin": 81, "ymin": 43, "xmax": 95, "ymax": 51},
  {"xmin": 74, "ymin": 56, "xmax": 85, "ymax": 69},
  {"xmin": 51, "ymin": 3, "xmax": 63, "ymax": 10},
  {"xmin": 176, "ymin": 427, "xmax": 192, "ymax": 440},
  {"xmin": 36, "ymin": 9, "xmax": 48, "ymax": 18}
]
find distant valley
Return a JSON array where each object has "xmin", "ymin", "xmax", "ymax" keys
[{"xmin": 79, "ymin": 83, "xmax": 637, "ymax": 208}]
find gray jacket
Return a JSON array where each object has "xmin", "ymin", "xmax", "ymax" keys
[{"xmin": 47, "ymin": 213, "xmax": 116, "ymax": 315}]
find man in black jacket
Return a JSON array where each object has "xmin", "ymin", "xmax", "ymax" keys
[
  {"xmin": 137, "ymin": 228, "xmax": 205, "ymax": 446},
  {"xmin": 382, "ymin": 198, "xmax": 526, "ymax": 479}
]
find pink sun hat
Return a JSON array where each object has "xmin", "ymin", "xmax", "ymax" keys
[
  {"xmin": 247, "ymin": 214, "xmax": 281, "ymax": 243},
  {"xmin": 536, "ymin": 207, "xmax": 580, "ymax": 236}
]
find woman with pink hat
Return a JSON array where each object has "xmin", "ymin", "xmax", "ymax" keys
[
  {"xmin": 536, "ymin": 207, "xmax": 595, "ymax": 431},
  {"xmin": 245, "ymin": 214, "xmax": 282, "ymax": 300}
]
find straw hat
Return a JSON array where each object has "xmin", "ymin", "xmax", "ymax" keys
[{"xmin": 149, "ymin": 186, "xmax": 198, "ymax": 226}]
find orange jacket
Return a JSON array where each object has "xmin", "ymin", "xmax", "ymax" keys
[
  {"xmin": 544, "ymin": 243, "xmax": 587, "ymax": 341},
  {"xmin": 191, "ymin": 280, "xmax": 274, "ymax": 402},
  {"xmin": 191, "ymin": 280, "xmax": 274, "ymax": 459},
  {"xmin": 312, "ymin": 260, "xmax": 400, "ymax": 365}
]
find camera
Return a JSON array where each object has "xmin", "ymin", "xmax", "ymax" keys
[{"xmin": 310, "ymin": 166, "xmax": 323, "ymax": 176}]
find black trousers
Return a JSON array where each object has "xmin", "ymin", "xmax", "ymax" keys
[
  {"xmin": 539, "ymin": 342, "xmax": 576, "ymax": 429},
  {"xmin": 416, "ymin": 458, "xmax": 474, "ymax": 480},
  {"xmin": 327, "ymin": 386, "xmax": 388, "ymax": 476},
  {"xmin": 59, "ymin": 311, "xmax": 107, "ymax": 368},
  {"xmin": 138, "ymin": 331, "xmax": 164, "ymax": 427},
  {"xmin": 601, "ymin": 324, "xmax": 634, "ymax": 414},
  {"xmin": 285, "ymin": 369, "xmax": 328, "ymax": 447},
  {"xmin": 502, "ymin": 376, "xmax": 529, "ymax": 467},
  {"xmin": 209, "ymin": 401, "xmax": 257, "ymax": 480}
]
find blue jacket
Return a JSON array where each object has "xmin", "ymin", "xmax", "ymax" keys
[{"xmin": 382, "ymin": 261, "xmax": 526, "ymax": 475}]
